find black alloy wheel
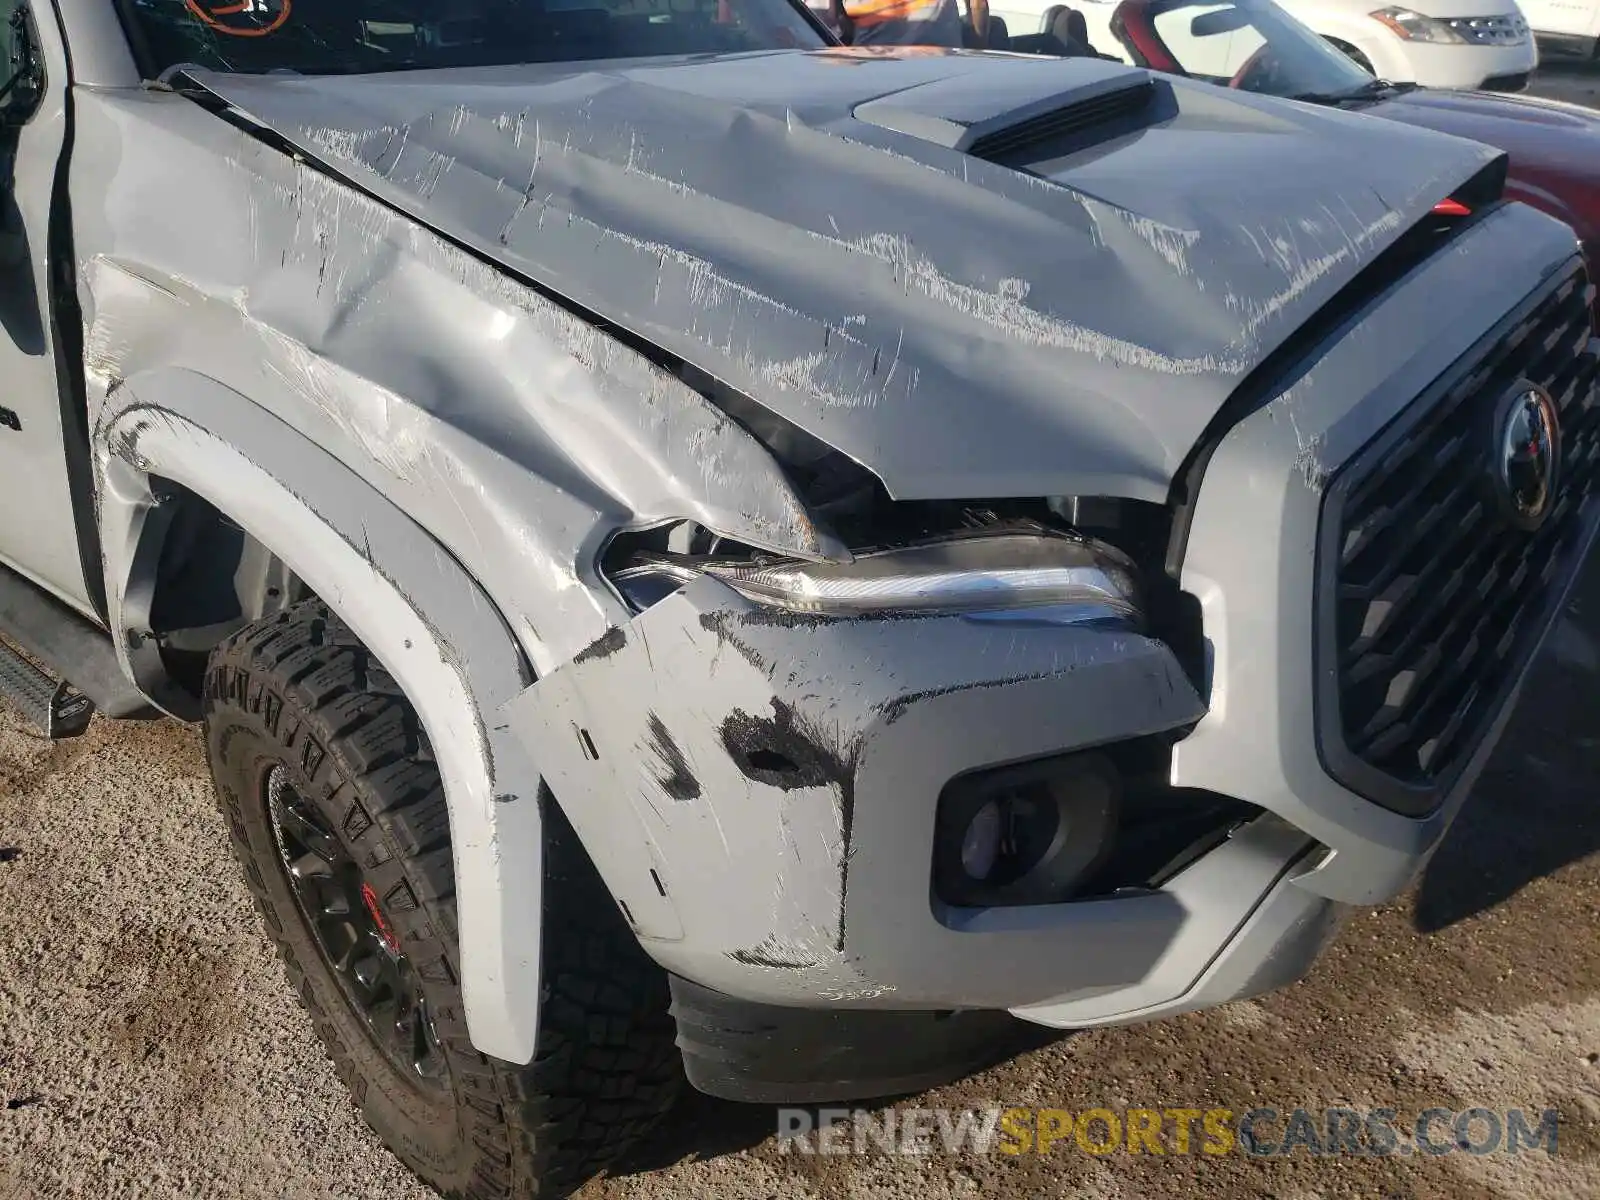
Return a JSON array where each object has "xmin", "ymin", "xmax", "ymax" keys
[{"xmin": 264, "ymin": 763, "xmax": 449, "ymax": 1092}]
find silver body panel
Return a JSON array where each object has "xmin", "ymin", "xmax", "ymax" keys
[{"xmin": 0, "ymin": 0, "xmax": 1590, "ymax": 1063}]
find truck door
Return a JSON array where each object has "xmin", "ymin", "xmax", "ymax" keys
[{"xmin": 0, "ymin": 0, "xmax": 97, "ymax": 617}]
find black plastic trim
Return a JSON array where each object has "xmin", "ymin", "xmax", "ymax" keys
[
  {"xmin": 0, "ymin": 562, "xmax": 156, "ymax": 718},
  {"xmin": 669, "ymin": 974, "xmax": 1045, "ymax": 1104},
  {"xmin": 1311, "ymin": 262, "xmax": 1597, "ymax": 816},
  {"xmin": 38, "ymin": 0, "xmax": 107, "ymax": 623}
]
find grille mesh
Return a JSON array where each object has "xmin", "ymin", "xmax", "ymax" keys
[
  {"xmin": 1327, "ymin": 267, "xmax": 1599, "ymax": 796},
  {"xmin": 1445, "ymin": 14, "xmax": 1529, "ymax": 45}
]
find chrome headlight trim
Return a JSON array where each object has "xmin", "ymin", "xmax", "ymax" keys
[{"xmin": 610, "ymin": 530, "xmax": 1143, "ymax": 621}]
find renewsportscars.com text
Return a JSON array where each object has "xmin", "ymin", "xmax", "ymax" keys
[{"xmin": 776, "ymin": 1105, "xmax": 1560, "ymax": 1158}]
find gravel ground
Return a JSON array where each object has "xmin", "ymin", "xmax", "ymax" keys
[{"xmin": 4, "ymin": 63, "xmax": 1600, "ymax": 1200}]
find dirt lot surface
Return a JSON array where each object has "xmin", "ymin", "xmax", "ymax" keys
[
  {"xmin": 1534, "ymin": 60, "xmax": 1600, "ymax": 108},
  {"xmin": 5, "ymin": 62, "xmax": 1600, "ymax": 1200}
]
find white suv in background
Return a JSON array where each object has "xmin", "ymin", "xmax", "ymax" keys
[
  {"xmin": 992, "ymin": 0, "xmax": 1540, "ymax": 89},
  {"xmin": 1522, "ymin": 0, "xmax": 1600, "ymax": 58}
]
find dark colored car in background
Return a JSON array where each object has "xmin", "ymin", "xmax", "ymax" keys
[{"xmin": 1026, "ymin": 0, "xmax": 1600, "ymax": 309}]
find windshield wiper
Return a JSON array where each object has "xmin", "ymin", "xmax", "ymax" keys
[{"xmin": 1291, "ymin": 78, "xmax": 1417, "ymax": 105}]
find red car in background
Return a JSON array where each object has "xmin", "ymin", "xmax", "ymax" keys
[
  {"xmin": 1013, "ymin": 0, "xmax": 1600, "ymax": 312},
  {"xmin": 1370, "ymin": 87, "xmax": 1600, "ymax": 282}
]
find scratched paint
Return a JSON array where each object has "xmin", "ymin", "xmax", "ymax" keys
[
  {"xmin": 72, "ymin": 89, "xmax": 841, "ymax": 676},
  {"xmin": 184, "ymin": 51, "xmax": 1503, "ymax": 503}
]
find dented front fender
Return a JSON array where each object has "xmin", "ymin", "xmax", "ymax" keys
[{"xmin": 94, "ymin": 373, "xmax": 548, "ymax": 1065}]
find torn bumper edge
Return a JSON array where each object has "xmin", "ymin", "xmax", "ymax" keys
[{"xmin": 505, "ymin": 573, "xmax": 1317, "ymax": 1016}]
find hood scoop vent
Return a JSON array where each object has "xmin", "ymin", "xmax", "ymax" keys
[
  {"xmin": 965, "ymin": 79, "xmax": 1156, "ymax": 162},
  {"xmin": 850, "ymin": 58, "xmax": 1158, "ymax": 162}
]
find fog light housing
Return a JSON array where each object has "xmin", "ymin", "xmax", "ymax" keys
[
  {"xmin": 960, "ymin": 800, "xmax": 1004, "ymax": 881},
  {"xmin": 933, "ymin": 753, "xmax": 1120, "ymax": 908}
]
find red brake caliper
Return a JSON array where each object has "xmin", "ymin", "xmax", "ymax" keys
[{"xmin": 361, "ymin": 882, "xmax": 401, "ymax": 955}]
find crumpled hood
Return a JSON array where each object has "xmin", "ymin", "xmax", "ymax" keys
[{"xmin": 191, "ymin": 49, "xmax": 1503, "ymax": 503}]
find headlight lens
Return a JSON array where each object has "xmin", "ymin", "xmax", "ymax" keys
[
  {"xmin": 609, "ymin": 529, "xmax": 1142, "ymax": 622},
  {"xmin": 1370, "ymin": 7, "xmax": 1467, "ymax": 42}
]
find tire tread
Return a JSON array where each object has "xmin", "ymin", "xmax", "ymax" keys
[{"xmin": 204, "ymin": 601, "xmax": 681, "ymax": 1199}]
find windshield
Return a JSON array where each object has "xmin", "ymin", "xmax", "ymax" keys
[
  {"xmin": 1105, "ymin": 0, "xmax": 1375, "ymax": 100},
  {"xmin": 117, "ymin": 0, "xmax": 829, "ymax": 77}
]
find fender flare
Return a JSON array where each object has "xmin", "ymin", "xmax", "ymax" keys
[{"xmin": 94, "ymin": 368, "xmax": 545, "ymax": 1065}]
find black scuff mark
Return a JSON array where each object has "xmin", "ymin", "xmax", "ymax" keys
[
  {"xmin": 699, "ymin": 608, "xmax": 944, "ymax": 634},
  {"xmin": 875, "ymin": 669, "xmax": 1066, "ymax": 727},
  {"xmin": 718, "ymin": 698, "xmax": 860, "ymax": 952},
  {"xmin": 573, "ymin": 625, "xmax": 627, "ymax": 665},
  {"xmin": 834, "ymin": 776, "xmax": 858, "ymax": 952},
  {"xmin": 106, "ymin": 418, "xmax": 152, "ymax": 469},
  {"xmin": 694, "ymin": 613, "xmax": 771, "ymax": 673},
  {"xmin": 645, "ymin": 713, "xmax": 701, "ymax": 802},
  {"xmin": 719, "ymin": 698, "xmax": 853, "ymax": 793},
  {"xmin": 700, "ymin": 609, "xmax": 832, "ymax": 635},
  {"xmin": 5, "ymin": 1096, "xmax": 42, "ymax": 1111},
  {"xmin": 727, "ymin": 935, "xmax": 820, "ymax": 970},
  {"xmin": 0, "ymin": 848, "xmax": 20, "ymax": 863},
  {"xmin": 694, "ymin": 608, "xmax": 881, "ymax": 676}
]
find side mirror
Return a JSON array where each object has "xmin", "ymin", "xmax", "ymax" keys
[
  {"xmin": 0, "ymin": 5, "xmax": 46, "ymax": 126},
  {"xmin": 1190, "ymin": 7, "xmax": 1250, "ymax": 36}
]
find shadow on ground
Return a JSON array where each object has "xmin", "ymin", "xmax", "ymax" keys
[
  {"xmin": 605, "ymin": 1088, "xmax": 787, "ymax": 1175},
  {"xmin": 1414, "ymin": 555, "xmax": 1600, "ymax": 932},
  {"xmin": 605, "ymin": 1021, "xmax": 1064, "ymax": 1177}
]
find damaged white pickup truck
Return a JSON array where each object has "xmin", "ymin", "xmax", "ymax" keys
[{"xmin": 1, "ymin": 0, "xmax": 1597, "ymax": 1195}]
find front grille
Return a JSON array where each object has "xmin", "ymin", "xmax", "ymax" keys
[
  {"xmin": 1447, "ymin": 14, "xmax": 1529, "ymax": 45},
  {"xmin": 1320, "ymin": 266, "xmax": 1599, "ymax": 813}
]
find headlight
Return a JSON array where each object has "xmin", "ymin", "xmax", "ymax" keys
[
  {"xmin": 1369, "ymin": 6, "xmax": 1467, "ymax": 42},
  {"xmin": 607, "ymin": 528, "xmax": 1142, "ymax": 622}
]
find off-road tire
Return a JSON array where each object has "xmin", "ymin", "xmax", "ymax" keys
[{"xmin": 203, "ymin": 600, "xmax": 683, "ymax": 1198}]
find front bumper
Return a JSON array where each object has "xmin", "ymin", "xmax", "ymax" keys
[
  {"xmin": 506, "ymin": 203, "xmax": 1594, "ymax": 1070},
  {"xmin": 1534, "ymin": 30, "xmax": 1599, "ymax": 55},
  {"xmin": 1362, "ymin": 34, "xmax": 1538, "ymax": 89}
]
